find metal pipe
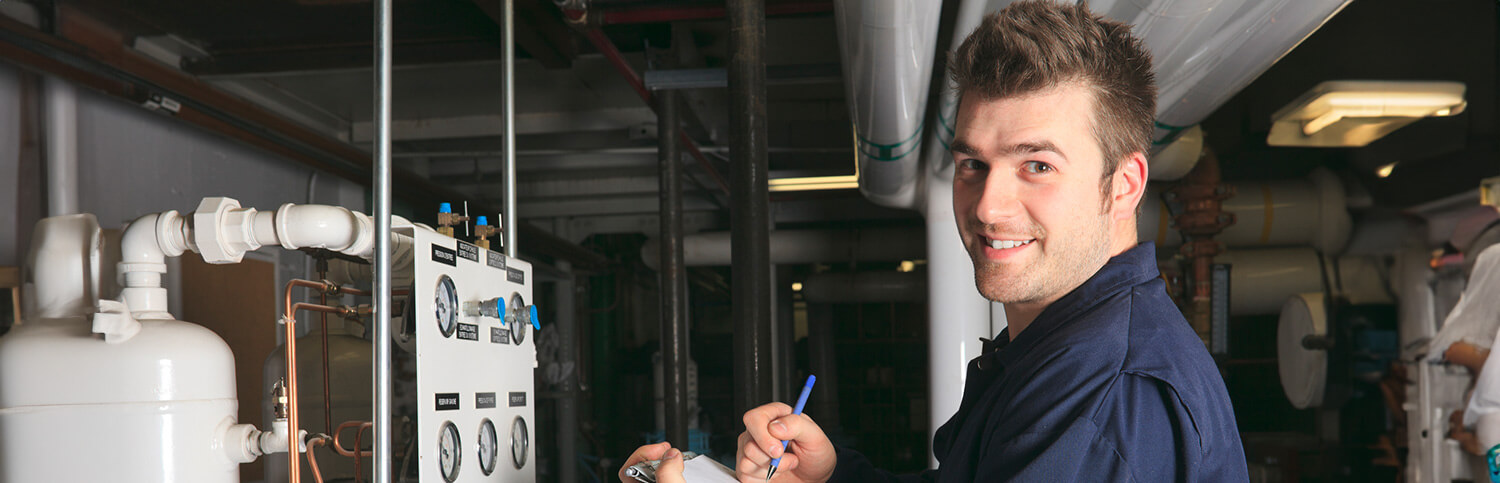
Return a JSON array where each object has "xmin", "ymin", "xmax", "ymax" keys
[
  {"xmin": 372, "ymin": 0, "xmax": 395, "ymax": 479},
  {"xmin": 555, "ymin": 260, "xmax": 579, "ymax": 483},
  {"xmin": 283, "ymin": 312, "xmax": 303, "ymax": 483},
  {"xmin": 807, "ymin": 303, "xmax": 839, "ymax": 430},
  {"xmin": 43, "ymin": 77, "xmax": 76, "ymax": 217},
  {"xmin": 591, "ymin": 2, "xmax": 833, "ymax": 25},
  {"xmin": 582, "ymin": 29, "xmax": 732, "ymax": 195},
  {"xmin": 503, "ymin": 0, "xmax": 519, "ymax": 258},
  {"xmin": 729, "ymin": 0, "xmax": 773, "ymax": 419},
  {"xmin": 658, "ymin": 89, "xmax": 691, "ymax": 448}
]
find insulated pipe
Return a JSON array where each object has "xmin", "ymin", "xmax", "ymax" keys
[
  {"xmin": 801, "ymin": 271, "xmax": 926, "ymax": 304},
  {"xmin": 832, "ymin": 0, "xmax": 942, "ymax": 210},
  {"xmin": 658, "ymin": 89, "xmax": 691, "ymax": 449},
  {"xmin": 554, "ymin": 260, "xmax": 579, "ymax": 483},
  {"xmin": 43, "ymin": 77, "xmax": 76, "ymax": 217},
  {"xmin": 729, "ymin": 0, "xmax": 774, "ymax": 421},
  {"xmin": 641, "ymin": 227, "xmax": 925, "ymax": 268},
  {"xmin": 923, "ymin": 166, "xmax": 993, "ymax": 459},
  {"xmin": 1213, "ymin": 248, "xmax": 1393, "ymax": 316},
  {"xmin": 372, "ymin": 0, "xmax": 396, "ymax": 479},
  {"xmin": 1139, "ymin": 170, "xmax": 1353, "ymax": 254}
]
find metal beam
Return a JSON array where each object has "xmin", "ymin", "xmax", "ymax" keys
[
  {"xmin": 472, "ymin": 0, "xmax": 577, "ymax": 69},
  {"xmin": 183, "ymin": 39, "xmax": 505, "ymax": 76},
  {"xmin": 349, "ymin": 107, "xmax": 658, "ymax": 142},
  {"xmin": 644, "ymin": 63, "xmax": 842, "ymax": 91},
  {"xmin": 585, "ymin": 1, "xmax": 833, "ymax": 25}
]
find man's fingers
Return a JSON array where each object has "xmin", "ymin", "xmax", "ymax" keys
[
  {"xmin": 654, "ymin": 448, "xmax": 686, "ymax": 483},
  {"xmin": 742, "ymin": 402, "xmax": 794, "ymax": 458},
  {"xmin": 618, "ymin": 442, "xmax": 671, "ymax": 482},
  {"xmin": 765, "ymin": 414, "xmax": 835, "ymax": 461}
]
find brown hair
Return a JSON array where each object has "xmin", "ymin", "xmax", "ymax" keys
[{"xmin": 949, "ymin": 0, "xmax": 1156, "ymax": 198}]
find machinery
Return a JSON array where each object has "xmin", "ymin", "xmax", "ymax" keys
[{"xmin": 0, "ymin": 197, "xmax": 538, "ymax": 482}]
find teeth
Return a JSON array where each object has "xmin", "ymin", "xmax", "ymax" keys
[{"xmin": 988, "ymin": 238, "xmax": 1034, "ymax": 249}]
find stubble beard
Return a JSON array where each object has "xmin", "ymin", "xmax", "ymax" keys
[{"xmin": 969, "ymin": 211, "xmax": 1112, "ymax": 305}]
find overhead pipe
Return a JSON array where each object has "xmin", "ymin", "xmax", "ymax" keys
[
  {"xmin": 553, "ymin": 261, "xmax": 579, "ymax": 483},
  {"xmin": 501, "ymin": 0, "xmax": 518, "ymax": 257},
  {"xmin": 640, "ymin": 227, "xmax": 924, "ymax": 268},
  {"xmin": 658, "ymin": 87, "xmax": 691, "ymax": 449},
  {"xmin": 801, "ymin": 271, "xmax": 926, "ymax": 303},
  {"xmin": 580, "ymin": 29, "xmax": 731, "ymax": 196},
  {"xmin": 1140, "ymin": 168, "xmax": 1353, "ymax": 254},
  {"xmin": 575, "ymin": 2, "xmax": 834, "ymax": 25},
  {"xmin": 729, "ymin": 0, "xmax": 774, "ymax": 420},
  {"xmin": 832, "ymin": 0, "xmax": 942, "ymax": 210},
  {"xmin": 43, "ymin": 77, "xmax": 76, "ymax": 217}
]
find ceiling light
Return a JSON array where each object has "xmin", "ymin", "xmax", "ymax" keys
[
  {"xmin": 1376, "ymin": 162, "xmax": 1397, "ymax": 178},
  {"xmin": 768, "ymin": 175, "xmax": 859, "ymax": 192},
  {"xmin": 1267, "ymin": 81, "xmax": 1466, "ymax": 147},
  {"xmin": 898, "ymin": 261, "xmax": 915, "ymax": 272},
  {"xmin": 791, "ymin": 282, "xmax": 803, "ymax": 292}
]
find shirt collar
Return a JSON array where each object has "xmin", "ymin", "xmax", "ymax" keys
[{"xmin": 989, "ymin": 242, "xmax": 1163, "ymax": 367}]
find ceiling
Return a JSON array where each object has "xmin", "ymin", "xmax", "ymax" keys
[{"xmin": 11, "ymin": 0, "xmax": 1499, "ymax": 248}]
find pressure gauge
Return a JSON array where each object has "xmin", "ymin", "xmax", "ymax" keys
[
  {"xmin": 438, "ymin": 421, "xmax": 462, "ymax": 482},
  {"xmin": 508, "ymin": 293, "xmax": 528, "ymax": 345},
  {"xmin": 478, "ymin": 418, "xmax": 499, "ymax": 476},
  {"xmin": 435, "ymin": 275, "xmax": 459, "ymax": 338},
  {"xmin": 510, "ymin": 416, "xmax": 530, "ymax": 469}
]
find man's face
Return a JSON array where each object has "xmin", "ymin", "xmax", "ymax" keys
[{"xmin": 951, "ymin": 83, "xmax": 1116, "ymax": 306}]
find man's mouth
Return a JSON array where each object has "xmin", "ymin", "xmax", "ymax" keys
[{"xmin": 986, "ymin": 237, "xmax": 1036, "ymax": 250}]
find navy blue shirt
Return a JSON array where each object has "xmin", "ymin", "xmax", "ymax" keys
[{"xmin": 831, "ymin": 243, "xmax": 1248, "ymax": 482}]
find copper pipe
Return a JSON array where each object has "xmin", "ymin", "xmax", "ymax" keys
[
  {"xmin": 306, "ymin": 436, "xmax": 328, "ymax": 483},
  {"xmin": 334, "ymin": 421, "xmax": 376, "ymax": 457},
  {"xmin": 282, "ymin": 313, "xmax": 302, "ymax": 483},
  {"xmin": 318, "ymin": 270, "xmax": 333, "ymax": 437}
]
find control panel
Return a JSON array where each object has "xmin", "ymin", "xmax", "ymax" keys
[{"xmin": 412, "ymin": 226, "xmax": 537, "ymax": 482}]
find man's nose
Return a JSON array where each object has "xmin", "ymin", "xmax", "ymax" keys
[{"xmin": 975, "ymin": 174, "xmax": 1023, "ymax": 224}]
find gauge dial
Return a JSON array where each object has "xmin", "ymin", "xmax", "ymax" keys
[
  {"xmin": 508, "ymin": 293, "xmax": 528, "ymax": 345},
  {"xmin": 435, "ymin": 275, "xmax": 459, "ymax": 338},
  {"xmin": 510, "ymin": 416, "xmax": 530, "ymax": 469},
  {"xmin": 438, "ymin": 421, "xmax": 461, "ymax": 482},
  {"xmin": 478, "ymin": 418, "xmax": 499, "ymax": 475}
]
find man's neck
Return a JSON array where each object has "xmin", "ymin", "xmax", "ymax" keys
[{"xmin": 1002, "ymin": 228, "xmax": 1139, "ymax": 339}]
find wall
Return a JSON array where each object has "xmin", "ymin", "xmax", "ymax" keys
[{"xmin": 0, "ymin": 64, "xmax": 21, "ymax": 268}]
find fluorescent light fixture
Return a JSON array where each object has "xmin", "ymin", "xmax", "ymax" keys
[
  {"xmin": 1376, "ymin": 162, "xmax": 1397, "ymax": 178},
  {"xmin": 768, "ymin": 175, "xmax": 859, "ymax": 192},
  {"xmin": 1267, "ymin": 81, "xmax": 1466, "ymax": 147}
]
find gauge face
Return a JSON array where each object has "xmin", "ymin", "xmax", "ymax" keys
[
  {"xmin": 478, "ymin": 418, "xmax": 499, "ymax": 475},
  {"xmin": 439, "ymin": 421, "xmax": 461, "ymax": 482},
  {"xmin": 510, "ymin": 416, "xmax": 529, "ymax": 469},
  {"xmin": 509, "ymin": 293, "xmax": 527, "ymax": 345},
  {"xmin": 435, "ymin": 275, "xmax": 459, "ymax": 338}
]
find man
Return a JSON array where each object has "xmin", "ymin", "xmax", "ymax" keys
[{"xmin": 623, "ymin": 1, "xmax": 1247, "ymax": 481}]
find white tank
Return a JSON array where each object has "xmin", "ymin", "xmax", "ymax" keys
[{"xmin": 0, "ymin": 213, "xmax": 242, "ymax": 482}]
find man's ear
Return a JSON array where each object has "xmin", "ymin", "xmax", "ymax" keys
[{"xmin": 1112, "ymin": 152, "xmax": 1148, "ymax": 221}]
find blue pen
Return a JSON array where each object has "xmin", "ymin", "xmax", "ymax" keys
[{"xmin": 767, "ymin": 374, "xmax": 817, "ymax": 480}]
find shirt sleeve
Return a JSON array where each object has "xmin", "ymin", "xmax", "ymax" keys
[
  {"xmin": 827, "ymin": 446, "xmax": 937, "ymax": 483},
  {"xmin": 973, "ymin": 374, "xmax": 1194, "ymax": 482}
]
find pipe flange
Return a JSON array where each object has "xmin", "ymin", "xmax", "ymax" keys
[{"xmin": 194, "ymin": 197, "xmax": 252, "ymax": 263}]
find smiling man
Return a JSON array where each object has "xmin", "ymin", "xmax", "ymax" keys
[{"xmin": 623, "ymin": 1, "xmax": 1248, "ymax": 482}]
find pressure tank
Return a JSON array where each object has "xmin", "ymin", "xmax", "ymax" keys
[
  {"xmin": 0, "ymin": 214, "xmax": 242, "ymax": 482},
  {"xmin": 262, "ymin": 327, "xmax": 374, "ymax": 482}
]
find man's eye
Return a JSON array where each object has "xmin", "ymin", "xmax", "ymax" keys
[
  {"xmin": 1022, "ymin": 161, "xmax": 1054, "ymax": 174},
  {"xmin": 958, "ymin": 158, "xmax": 987, "ymax": 171}
]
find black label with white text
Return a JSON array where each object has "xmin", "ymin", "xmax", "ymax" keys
[
  {"xmin": 431, "ymin": 244, "xmax": 457, "ymax": 266},
  {"xmin": 457, "ymin": 241, "xmax": 480, "ymax": 263},
  {"xmin": 476, "ymin": 392, "xmax": 497, "ymax": 409},
  {"xmin": 435, "ymin": 393, "xmax": 461, "ymax": 411},
  {"xmin": 457, "ymin": 323, "xmax": 479, "ymax": 341},
  {"xmin": 509, "ymin": 392, "xmax": 527, "ymax": 407},
  {"xmin": 487, "ymin": 251, "xmax": 507, "ymax": 270}
]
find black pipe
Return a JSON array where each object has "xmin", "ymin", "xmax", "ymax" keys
[
  {"xmin": 659, "ymin": 87, "xmax": 692, "ymax": 449},
  {"xmin": 729, "ymin": 0, "xmax": 774, "ymax": 420},
  {"xmin": 807, "ymin": 303, "xmax": 839, "ymax": 429},
  {"xmin": 555, "ymin": 261, "xmax": 579, "ymax": 483}
]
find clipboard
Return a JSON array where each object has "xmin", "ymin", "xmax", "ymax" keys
[{"xmin": 624, "ymin": 452, "xmax": 738, "ymax": 483}]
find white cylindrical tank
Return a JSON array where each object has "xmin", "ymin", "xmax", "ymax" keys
[
  {"xmin": 262, "ymin": 328, "xmax": 373, "ymax": 482},
  {"xmin": 0, "ymin": 317, "xmax": 241, "ymax": 482},
  {"xmin": 1141, "ymin": 170, "xmax": 1352, "ymax": 255}
]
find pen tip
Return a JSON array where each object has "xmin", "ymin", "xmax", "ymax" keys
[{"xmin": 766, "ymin": 466, "xmax": 777, "ymax": 480}]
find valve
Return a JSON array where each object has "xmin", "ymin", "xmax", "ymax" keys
[{"xmin": 436, "ymin": 202, "xmax": 469, "ymax": 238}]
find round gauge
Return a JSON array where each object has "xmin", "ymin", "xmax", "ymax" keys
[
  {"xmin": 510, "ymin": 416, "xmax": 530, "ymax": 469},
  {"xmin": 509, "ymin": 293, "xmax": 528, "ymax": 345},
  {"xmin": 438, "ymin": 421, "xmax": 462, "ymax": 482},
  {"xmin": 478, "ymin": 418, "xmax": 499, "ymax": 475},
  {"xmin": 507, "ymin": 292, "xmax": 531, "ymax": 345},
  {"xmin": 435, "ymin": 275, "xmax": 459, "ymax": 338}
]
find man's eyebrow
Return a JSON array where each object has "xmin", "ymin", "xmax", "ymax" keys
[
  {"xmin": 950, "ymin": 139, "xmax": 980, "ymax": 157},
  {"xmin": 1003, "ymin": 140, "xmax": 1064, "ymax": 158}
]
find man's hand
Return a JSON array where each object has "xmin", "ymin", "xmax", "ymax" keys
[
  {"xmin": 618, "ymin": 442, "xmax": 686, "ymax": 483},
  {"xmin": 737, "ymin": 402, "xmax": 836, "ymax": 482}
]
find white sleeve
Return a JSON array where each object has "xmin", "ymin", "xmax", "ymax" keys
[{"xmin": 1426, "ymin": 245, "xmax": 1500, "ymax": 363}]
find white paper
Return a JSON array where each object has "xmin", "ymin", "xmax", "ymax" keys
[{"xmin": 680, "ymin": 456, "xmax": 739, "ymax": 483}]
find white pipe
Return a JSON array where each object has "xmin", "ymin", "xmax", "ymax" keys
[
  {"xmin": 1140, "ymin": 169, "xmax": 1352, "ymax": 254},
  {"xmin": 922, "ymin": 165, "xmax": 991, "ymax": 462},
  {"xmin": 44, "ymin": 78, "xmax": 77, "ymax": 217},
  {"xmin": 22, "ymin": 213, "xmax": 102, "ymax": 320},
  {"xmin": 115, "ymin": 197, "xmax": 407, "ymax": 318},
  {"xmin": 833, "ymin": 0, "xmax": 942, "ymax": 210},
  {"xmin": 1213, "ymin": 248, "xmax": 1392, "ymax": 316},
  {"xmin": 640, "ymin": 227, "xmax": 924, "ymax": 268}
]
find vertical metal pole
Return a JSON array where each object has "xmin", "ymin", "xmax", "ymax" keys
[
  {"xmin": 372, "ymin": 0, "xmax": 395, "ymax": 481},
  {"xmin": 555, "ymin": 260, "xmax": 579, "ymax": 483},
  {"xmin": 729, "ymin": 0, "xmax": 773, "ymax": 419},
  {"xmin": 502, "ymin": 0, "xmax": 519, "ymax": 258},
  {"xmin": 658, "ymin": 89, "xmax": 691, "ymax": 449},
  {"xmin": 807, "ymin": 303, "xmax": 839, "ymax": 430}
]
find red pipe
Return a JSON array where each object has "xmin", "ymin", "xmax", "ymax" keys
[{"xmin": 582, "ymin": 28, "xmax": 732, "ymax": 195}]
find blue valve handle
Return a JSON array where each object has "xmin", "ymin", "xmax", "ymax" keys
[{"xmin": 530, "ymin": 305, "xmax": 541, "ymax": 331}]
